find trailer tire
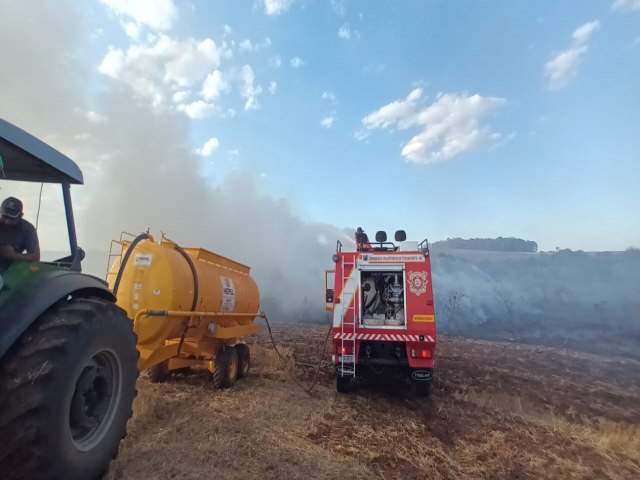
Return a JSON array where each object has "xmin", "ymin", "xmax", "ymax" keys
[
  {"xmin": 148, "ymin": 362, "xmax": 170, "ymax": 383},
  {"xmin": 212, "ymin": 348, "xmax": 238, "ymax": 389},
  {"xmin": 235, "ymin": 344, "xmax": 250, "ymax": 379},
  {"xmin": 336, "ymin": 374, "xmax": 351, "ymax": 393},
  {"xmin": 0, "ymin": 297, "xmax": 139, "ymax": 480}
]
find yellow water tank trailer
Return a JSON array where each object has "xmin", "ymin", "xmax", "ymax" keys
[{"xmin": 107, "ymin": 234, "xmax": 261, "ymax": 387}]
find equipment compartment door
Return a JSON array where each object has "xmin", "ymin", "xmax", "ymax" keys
[
  {"xmin": 324, "ymin": 269, "xmax": 335, "ymax": 312},
  {"xmin": 359, "ymin": 265, "xmax": 406, "ymax": 327}
]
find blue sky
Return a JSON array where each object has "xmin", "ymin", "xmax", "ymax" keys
[{"xmin": 2, "ymin": 0, "xmax": 639, "ymax": 252}]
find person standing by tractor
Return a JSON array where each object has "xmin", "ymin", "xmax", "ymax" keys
[{"xmin": 0, "ymin": 196, "xmax": 40, "ymax": 272}]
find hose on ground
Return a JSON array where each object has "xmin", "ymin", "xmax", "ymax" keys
[{"xmin": 259, "ymin": 312, "xmax": 332, "ymax": 395}]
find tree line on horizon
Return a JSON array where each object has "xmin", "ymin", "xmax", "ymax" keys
[{"xmin": 432, "ymin": 237, "xmax": 538, "ymax": 253}]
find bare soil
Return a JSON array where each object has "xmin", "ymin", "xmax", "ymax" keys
[{"xmin": 106, "ymin": 323, "xmax": 640, "ymax": 480}]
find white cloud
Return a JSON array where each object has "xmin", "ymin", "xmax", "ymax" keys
[
  {"xmin": 97, "ymin": 16, "xmax": 268, "ymax": 118},
  {"xmin": 86, "ymin": 111, "xmax": 107, "ymax": 123},
  {"xmin": 338, "ymin": 24, "xmax": 351, "ymax": 40},
  {"xmin": 238, "ymin": 37, "xmax": 271, "ymax": 53},
  {"xmin": 220, "ymin": 40, "xmax": 234, "ymax": 60},
  {"xmin": 338, "ymin": 23, "xmax": 360, "ymax": 41},
  {"xmin": 362, "ymin": 88, "xmax": 422, "ymax": 130},
  {"xmin": 269, "ymin": 55, "xmax": 283, "ymax": 67},
  {"xmin": 268, "ymin": 81, "xmax": 278, "ymax": 95},
  {"xmin": 195, "ymin": 136, "xmax": 220, "ymax": 156},
  {"xmin": 239, "ymin": 65, "xmax": 263, "ymax": 110},
  {"xmin": 290, "ymin": 56, "xmax": 305, "ymax": 68},
  {"xmin": 123, "ymin": 22, "xmax": 140, "ymax": 39},
  {"xmin": 177, "ymin": 100, "xmax": 214, "ymax": 119},
  {"xmin": 321, "ymin": 92, "xmax": 337, "ymax": 126},
  {"xmin": 260, "ymin": 38, "xmax": 272, "ymax": 49},
  {"xmin": 360, "ymin": 89, "xmax": 506, "ymax": 164},
  {"xmin": 201, "ymin": 70, "xmax": 226, "ymax": 101},
  {"xmin": 612, "ymin": 0, "xmax": 640, "ymax": 10},
  {"xmin": 544, "ymin": 20, "xmax": 600, "ymax": 91},
  {"xmin": 98, "ymin": 47, "xmax": 125, "ymax": 78},
  {"xmin": 263, "ymin": 0, "xmax": 294, "ymax": 15},
  {"xmin": 322, "ymin": 91, "xmax": 337, "ymax": 105},
  {"xmin": 321, "ymin": 116, "xmax": 335, "ymax": 128},
  {"xmin": 99, "ymin": 0, "xmax": 177, "ymax": 31},
  {"xmin": 572, "ymin": 20, "xmax": 601, "ymax": 44},
  {"xmin": 164, "ymin": 38, "xmax": 221, "ymax": 86},
  {"xmin": 98, "ymin": 35, "xmax": 222, "ymax": 109},
  {"xmin": 223, "ymin": 24, "xmax": 233, "ymax": 35},
  {"xmin": 172, "ymin": 90, "xmax": 190, "ymax": 103},
  {"xmin": 544, "ymin": 46, "xmax": 588, "ymax": 90}
]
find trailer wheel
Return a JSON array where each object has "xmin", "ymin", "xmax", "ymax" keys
[
  {"xmin": 336, "ymin": 374, "xmax": 351, "ymax": 393},
  {"xmin": 212, "ymin": 348, "xmax": 238, "ymax": 389},
  {"xmin": 412, "ymin": 380, "xmax": 431, "ymax": 398},
  {"xmin": 0, "ymin": 297, "xmax": 138, "ymax": 480},
  {"xmin": 235, "ymin": 344, "xmax": 250, "ymax": 379},
  {"xmin": 148, "ymin": 362, "xmax": 170, "ymax": 383}
]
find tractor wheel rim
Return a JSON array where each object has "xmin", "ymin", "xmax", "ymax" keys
[{"xmin": 69, "ymin": 349, "xmax": 122, "ymax": 452}]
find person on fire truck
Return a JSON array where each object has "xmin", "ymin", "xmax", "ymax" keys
[{"xmin": 355, "ymin": 227, "xmax": 372, "ymax": 251}]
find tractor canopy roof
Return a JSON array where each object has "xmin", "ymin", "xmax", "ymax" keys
[{"xmin": 0, "ymin": 119, "xmax": 83, "ymax": 185}]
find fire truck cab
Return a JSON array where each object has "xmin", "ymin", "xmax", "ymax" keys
[{"xmin": 325, "ymin": 229, "xmax": 436, "ymax": 396}]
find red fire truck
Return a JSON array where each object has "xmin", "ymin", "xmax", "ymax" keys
[{"xmin": 325, "ymin": 229, "xmax": 436, "ymax": 396}]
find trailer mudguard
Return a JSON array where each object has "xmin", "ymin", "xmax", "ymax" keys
[{"xmin": 0, "ymin": 270, "xmax": 115, "ymax": 359}]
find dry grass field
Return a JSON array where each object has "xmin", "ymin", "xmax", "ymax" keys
[{"xmin": 106, "ymin": 323, "xmax": 640, "ymax": 480}]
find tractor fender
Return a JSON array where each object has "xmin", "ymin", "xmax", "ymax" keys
[{"xmin": 0, "ymin": 270, "xmax": 116, "ymax": 359}]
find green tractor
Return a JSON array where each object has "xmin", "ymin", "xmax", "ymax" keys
[{"xmin": 0, "ymin": 119, "xmax": 138, "ymax": 480}]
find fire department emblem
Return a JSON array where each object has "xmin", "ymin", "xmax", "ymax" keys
[{"xmin": 408, "ymin": 271, "xmax": 428, "ymax": 296}]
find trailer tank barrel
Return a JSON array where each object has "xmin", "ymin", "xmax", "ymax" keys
[{"xmin": 107, "ymin": 238, "xmax": 260, "ymax": 364}]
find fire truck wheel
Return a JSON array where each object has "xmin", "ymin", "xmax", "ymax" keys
[
  {"xmin": 336, "ymin": 374, "xmax": 351, "ymax": 393},
  {"xmin": 235, "ymin": 344, "xmax": 250, "ymax": 379},
  {"xmin": 213, "ymin": 348, "xmax": 238, "ymax": 389},
  {"xmin": 412, "ymin": 380, "xmax": 431, "ymax": 398}
]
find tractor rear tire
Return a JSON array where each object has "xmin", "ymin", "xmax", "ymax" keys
[
  {"xmin": 235, "ymin": 344, "xmax": 250, "ymax": 379},
  {"xmin": 0, "ymin": 297, "xmax": 139, "ymax": 480},
  {"xmin": 212, "ymin": 347, "xmax": 238, "ymax": 389}
]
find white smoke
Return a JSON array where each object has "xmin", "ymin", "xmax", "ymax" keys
[{"xmin": 0, "ymin": 0, "xmax": 346, "ymax": 320}]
